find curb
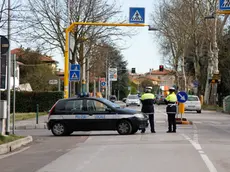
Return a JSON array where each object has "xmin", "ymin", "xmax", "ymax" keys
[
  {"xmin": 11, "ymin": 123, "xmax": 47, "ymax": 130},
  {"xmin": 0, "ymin": 136, "xmax": 33, "ymax": 155}
]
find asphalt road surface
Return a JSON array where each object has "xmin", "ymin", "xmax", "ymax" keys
[{"xmin": 0, "ymin": 105, "xmax": 230, "ymax": 172}]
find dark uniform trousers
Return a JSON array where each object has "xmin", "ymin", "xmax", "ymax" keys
[
  {"xmin": 166, "ymin": 104, "xmax": 177, "ymax": 132},
  {"xmin": 142, "ymin": 114, "xmax": 155, "ymax": 132}
]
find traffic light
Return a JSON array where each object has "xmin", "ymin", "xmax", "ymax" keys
[
  {"xmin": 131, "ymin": 68, "xmax": 136, "ymax": 73},
  {"xmin": 159, "ymin": 65, "xmax": 164, "ymax": 72},
  {"xmin": 0, "ymin": 54, "xmax": 7, "ymax": 89}
]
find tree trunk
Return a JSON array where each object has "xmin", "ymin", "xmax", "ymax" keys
[
  {"xmin": 204, "ymin": 42, "xmax": 213, "ymax": 104},
  {"xmin": 181, "ymin": 52, "xmax": 187, "ymax": 91}
]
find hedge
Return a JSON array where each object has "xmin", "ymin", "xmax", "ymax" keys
[{"xmin": 0, "ymin": 91, "xmax": 63, "ymax": 113}]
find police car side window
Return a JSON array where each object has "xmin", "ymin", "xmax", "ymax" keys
[
  {"xmin": 87, "ymin": 100, "xmax": 107, "ymax": 112},
  {"xmin": 65, "ymin": 100, "xmax": 83, "ymax": 112}
]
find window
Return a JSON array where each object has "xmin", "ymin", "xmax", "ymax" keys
[
  {"xmin": 87, "ymin": 100, "xmax": 107, "ymax": 112},
  {"xmin": 98, "ymin": 98, "xmax": 120, "ymax": 108},
  {"xmin": 188, "ymin": 97, "xmax": 199, "ymax": 101},
  {"xmin": 64, "ymin": 100, "xmax": 83, "ymax": 111},
  {"xmin": 128, "ymin": 95, "xmax": 138, "ymax": 99}
]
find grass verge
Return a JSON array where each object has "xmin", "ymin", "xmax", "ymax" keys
[
  {"xmin": 0, "ymin": 134, "xmax": 24, "ymax": 145},
  {"xmin": 202, "ymin": 104, "xmax": 223, "ymax": 111},
  {"xmin": 10, "ymin": 112, "xmax": 47, "ymax": 122}
]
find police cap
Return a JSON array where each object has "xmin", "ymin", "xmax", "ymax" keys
[{"xmin": 169, "ymin": 87, "xmax": 175, "ymax": 92}]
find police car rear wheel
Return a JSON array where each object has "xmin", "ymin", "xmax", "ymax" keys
[
  {"xmin": 117, "ymin": 120, "xmax": 132, "ymax": 135},
  {"xmin": 51, "ymin": 122, "xmax": 67, "ymax": 136}
]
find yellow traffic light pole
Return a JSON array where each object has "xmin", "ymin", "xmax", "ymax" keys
[{"xmin": 64, "ymin": 22, "xmax": 149, "ymax": 98}]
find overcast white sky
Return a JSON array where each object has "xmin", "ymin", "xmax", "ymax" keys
[
  {"xmin": 111, "ymin": 0, "xmax": 162, "ymax": 74},
  {"xmin": 9, "ymin": 0, "xmax": 163, "ymax": 74}
]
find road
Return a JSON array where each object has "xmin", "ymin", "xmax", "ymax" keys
[{"xmin": 0, "ymin": 105, "xmax": 230, "ymax": 172}]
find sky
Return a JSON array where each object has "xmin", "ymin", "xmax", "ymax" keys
[
  {"xmin": 9, "ymin": 0, "xmax": 163, "ymax": 74},
  {"xmin": 109, "ymin": 0, "xmax": 162, "ymax": 74}
]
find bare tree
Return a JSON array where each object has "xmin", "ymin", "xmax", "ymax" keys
[
  {"xmin": 19, "ymin": 0, "xmax": 134, "ymax": 61},
  {"xmin": 151, "ymin": 0, "xmax": 229, "ymax": 101}
]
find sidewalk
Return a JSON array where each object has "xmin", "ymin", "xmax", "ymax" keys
[{"xmin": 11, "ymin": 115, "xmax": 48, "ymax": 130}]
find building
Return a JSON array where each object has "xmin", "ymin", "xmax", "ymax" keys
[
  {"xmin": 145, "ymin": 69, "xmax": 175, "ymax": 87},
  {"xmin": 11, "ymin": 48, "xmax": 58, "ymax": 72},
  {"xmin": 7, "ymin": 48, "xmax": 59, "ymax": 90},
  {"xmin": 129, "ymin": 73, "xmax": 161, "ymax": 86}
]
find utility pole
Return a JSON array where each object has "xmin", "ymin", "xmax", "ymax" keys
[
  {"xmin": 98, "ymin": 77, "xmax": 101, "ymax": 93},
  {"xmin": 6, "ymin": 0, "xmax": 11, "ymax": 135},
  {"xmin": 12, "ymin": 54, "xmax": 16, "ymax": 134},
  {"xmin": 81, "ymin": 42, "xmax": 86, "ymax": 93},
  {"xmin": 105, "ymin": 56, "xmax": 108, "ymax": 99},
  {"xmin": 86, "ymin": 56, "xmax": 89, "ymax": 93}
]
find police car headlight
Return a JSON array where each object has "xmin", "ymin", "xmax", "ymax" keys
[{"xmin": 135, "ymin": 113, "xmax": 145, "ymax": 119}]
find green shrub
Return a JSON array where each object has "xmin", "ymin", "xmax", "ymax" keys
[{"xmin": 0, "ymin": 91, "xmax": 63, "ymax": 113}]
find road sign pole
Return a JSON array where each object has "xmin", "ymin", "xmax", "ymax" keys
[
  {"xmin": 12, "ymin": 54, "xmax": 16, "ymax": 134},
  {"xmin": 6, "ymin": 0, "xmax": 11, "ymax": 135},
  {"xmin": 64, "ymin": 30, "xmax": 69, "ymax": 99},
  {"xmin": 98, "ymin": 77, "xmax": 101, "ymax": 93},
  {"xmin": 93, "ymin": 79, "xmax": 96, "ymax": 97},
  {"xmin": 63, "ymin": 22, "xmax": 148, "ymax": 99},
  {"xmin": 0, "ymin": 37, "xmax": 1, "ymax": 102}
]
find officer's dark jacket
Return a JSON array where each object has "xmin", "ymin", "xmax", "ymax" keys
[{"xmin": 140, "ymin": 93, "xmax": 155, "ymax": 113}]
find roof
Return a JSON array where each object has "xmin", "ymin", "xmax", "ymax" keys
[
  {"xmin": 11, "ymin": 48, "xmax": 58, "ymax": 64},
  {"xmin": 146, "ymin": 69, "xmax": 175, "ymax": 75},
  {"xmin": 56, "ymin": 71, "xmax": 64, "ymax": 76}
]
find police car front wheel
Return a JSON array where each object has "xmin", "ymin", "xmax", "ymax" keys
[
  {"xmin": 117, "ymin": 120, "xmax": 132, "ymax": 135},
  {"xmin": 51, "ymin": 122, "xmax": 68, "ymax": 136}
]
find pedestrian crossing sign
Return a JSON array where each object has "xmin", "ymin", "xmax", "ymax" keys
[
  {"xmin": 129, "ymin": 7, "xmax": 145, "ymax": 24},
  {"xmin": 69, "ymin": 71, "xmax": 80, "ymax": 81},
  {"xmin": 219, "ymin": 0, "xmax": 230, "ymax": 10}
]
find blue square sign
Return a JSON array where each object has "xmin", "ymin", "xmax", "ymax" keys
[
  {"xmin": 129, "ymin": 7, "xmax": 145, "ymax": 24},
  {"xmin": 69, "ymin": 64, "xmax": 80, "ymax": 81},
  {"xmin": 71, "ymin": 64, "xmax": 80, "ymax": 71},
  {"xmin": 219, "ymin": 0, "xmax": 230, "ymax": 10},
  {"xmin": 69, "ymin": 71, "xmax": 80, "ymax": 81}
]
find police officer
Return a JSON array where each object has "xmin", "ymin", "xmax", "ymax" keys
[
  {"xmin": 140, "ymin": 87, "xmax": 156, "ymax": 133},
  {"xmin": 164, "ymin": 87, "xmax": 178, "ymax": 133}
]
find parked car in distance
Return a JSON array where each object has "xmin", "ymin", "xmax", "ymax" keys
[
  {"xmin": 126, "ymin": 94, "xmax": 141, "ymax": 107},
  {"xmin": 184, "ymin": 95, "xmax": 201, "ymax": 113},
  {"xmin": 155, "ymin": 95, "xmax": 166, "ymax": 105}
]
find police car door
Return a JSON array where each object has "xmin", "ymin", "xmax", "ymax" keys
[
  {"xmin": 86, "ymin": 99, "xmax": 116, "ymax": 130},
  {"xmin": 65, "ymin": 99, "xmax": 89, "ymax": 131}
]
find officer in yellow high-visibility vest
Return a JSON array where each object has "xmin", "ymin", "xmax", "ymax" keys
[
  {"xmin": 140, "ymin": 87, "xmax": 156, "ymax": 133},
  {"xmin": 164, "ymin": 87, "xmax": 178, "ymax": 133}
]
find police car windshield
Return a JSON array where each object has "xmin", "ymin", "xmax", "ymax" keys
[{"xmin": 98, "ymin": 98, "xmax": 121, "ymax": 108}]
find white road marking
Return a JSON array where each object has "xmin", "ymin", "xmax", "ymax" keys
[
  {"xmin": 0, "ymin": 146, "xmax": 30, "ymax": 160},
  {"xmin": 181, "ymin": 124, "xmax": 218, "ymax": 172}
]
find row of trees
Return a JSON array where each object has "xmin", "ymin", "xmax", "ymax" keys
[
  {"xmin": 0, "ymin": 0, "xmax": 131, "ymax": 98},
  {"xmin": 151, "ymin": 0, "xmax": 230, "ymax": 105}
]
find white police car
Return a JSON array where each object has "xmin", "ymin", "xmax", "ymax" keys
[{"xmin": 47, "ymin": 97, "xmax": 148, "ymax": 136}]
